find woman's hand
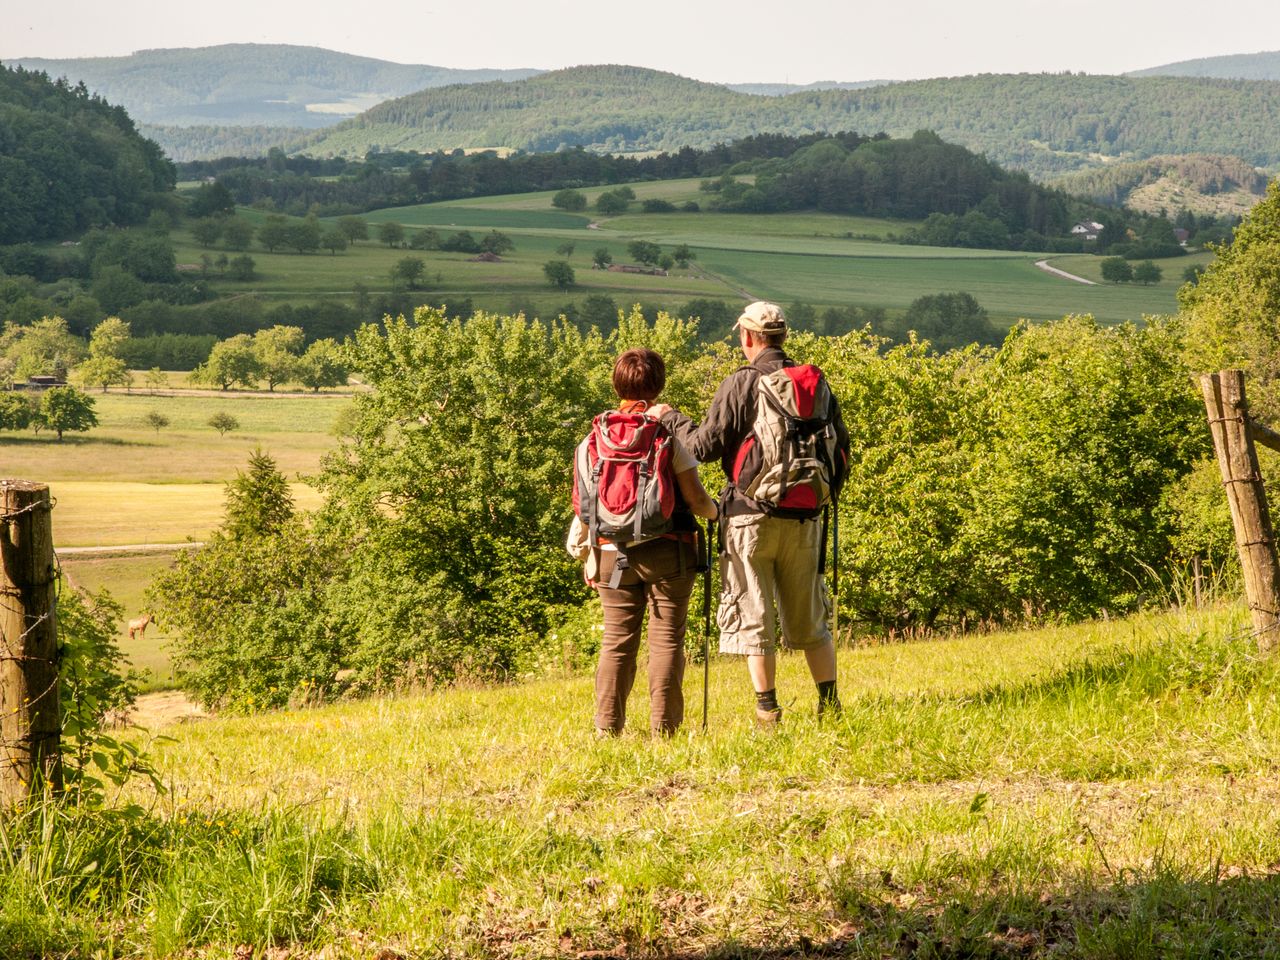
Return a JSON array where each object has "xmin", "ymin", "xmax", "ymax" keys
[
  {"xmin": 675, "ymin": 467, "xmax": 718, "ymax": 520},
  {"xmin": 647, "ymin": 402, "xmax": 673, "ymax": 418}
]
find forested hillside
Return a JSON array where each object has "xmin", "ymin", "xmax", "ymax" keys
[
  {"xmin": 304, "ymin": 66, "xmax": 1280, "ymax": 178},
  {"xmin": 7, "ymin": 44, "xmax": 540, "ymax": 127},
  {"xmin": 140, "ymin": 124, "xmax": 310, "ymax": 163},
  {"xmin": 0, "ymin": 65, "xmax": 174, "ymax": 244},
  {"xmin": 708, "ymin": 131, "xmax": 1074, "ymax": 244},
  {"xmin": 1054, "ymin": 154, "xmax": 1270, "ymax": 216},
  {"xmin": 1129, "ymin": 50, "xmax": 1280, "ymax": 81},
  {"xmin": 726, "ymin": 79, "xmax": 889, "ymax": 95}
]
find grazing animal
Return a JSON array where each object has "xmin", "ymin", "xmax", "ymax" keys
[{"xmin": 128, "ymin": 613, "xmax": 156, "ymax": 641}]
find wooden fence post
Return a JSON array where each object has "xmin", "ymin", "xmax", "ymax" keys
[
  {"xmin": 0, "ymin": 480, "xmax": 61, "ymax": 803},
  {"xmin": 1200, "ymin": 371, "xmax": 1280, "ymax": 653}
]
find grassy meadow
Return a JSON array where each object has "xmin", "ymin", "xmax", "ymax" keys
[
  {"xmin": 59, "ymin": 550, "xmax": 185, "ymax": 681},
  {"xmin": 6, "ymin": 602, "xmax": 1280, "ymax": 957},
  {"xmin": 1, "ymin": 389, "xmax": 343, "ymax": 681},
  {"xmin": 173, "ymin": 180, "xmax": 1196, "ymax": 326}
]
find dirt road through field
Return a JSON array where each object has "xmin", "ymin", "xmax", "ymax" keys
[{"xmin": 1035, "ymin": 259, "xmax": 1097, "ymax": 285}]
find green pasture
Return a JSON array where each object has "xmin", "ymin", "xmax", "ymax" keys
[
  {"xmin": 9, "ymin": 603, "xmax": 1280, "ymax": 956},
  {"xmin": 0, "ymin": 391, "xmax": 348, "ymax": 486},
  {"xmin": 3, "ymin": 390, "xmax": 339, "ymax": 680},
  {"xmin": 360, "ymin": 205, "xmax": 591, "ymax": 231},
  {"xmin": 60, "ymin": 551, "xmax": 184, "ymax": 684},
  {"xmin": 1047, "ymin": 249, "xmax": 1215, "ymax": 286},
  {"xmin": 173, "ymin": 228, "xmax": 726, "ymax": 312},
  {"xmin": 697, "ymin": 247, "xmax": 1186, "ymax": 322},
  {"xmin": 47, "ymin": 479, "xmax": 323, "ymax": 547},
  {"xmin": 1, "ymin": 390, "xmax": 340, "ymax": 545},
  {"xmin": 178, "ymin": 187, "xmax": 1190, "ymax": 325}
]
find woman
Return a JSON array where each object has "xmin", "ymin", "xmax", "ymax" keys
[{"xmin": 588, "ymin": 348, "xmax": 717, "ymax": 737}]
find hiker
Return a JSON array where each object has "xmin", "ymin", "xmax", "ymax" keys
[
  {"xmin": 569, "ymin": 348, "xmax": 718, "ymax": 737},
  {"xmin": 651, "ymin": 302, "xmax": 849, "ymax": 725}
]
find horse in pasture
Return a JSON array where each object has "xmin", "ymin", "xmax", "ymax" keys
[{"xmin": 128, "ymin": 613, "xmax": 157, "ymax": 641}]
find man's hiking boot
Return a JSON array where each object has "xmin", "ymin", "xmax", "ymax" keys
[
  {"xmin": 755, "ymin": 705, "xmax": 783, "ymax": 728},
  {"xmin": 817, "ymin": 696, "xmax": 842, "ymax": 720}
]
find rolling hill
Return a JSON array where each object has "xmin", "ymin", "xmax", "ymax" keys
[
  {"xmin": 5, "ymin": 43, "xmax": 540, "ymax": 128},
  {"xmin": 1052, "ymin": 154, "xmax": 1270, "ymax": 216},
  {"xmin": 1129, "ymin": 49, "xmax": 1280, "ymax": 81},
  {"xmin": 0, "ymin": 64, "xmax": 174, "ymax": 243},
  {"xmin": 302, "ymin": 65, "xmax": 1280, "ymax": 178}
]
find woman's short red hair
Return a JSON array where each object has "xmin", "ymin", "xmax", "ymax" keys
[{"xmin": 612, "ymin": 348, "xmax": 666, "ymax": 401}]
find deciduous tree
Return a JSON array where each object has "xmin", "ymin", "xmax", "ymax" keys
[
  {"xmin": 296, "ymin": 338, "xmax": 349, "ymax": 392},
  {"xmin": 377, "ymin": 221, "xmax": 405, "ymax": 247},
  {"xmin": 222, "ymin": 217, "xmax": 255, "ymax": 251},
  {"xmin": 1134, "ymin": 260, "xmax": 1163, "ymax": 285},
  {"xmin": 543, "ymin": 260, "xmax": 575, "ymax": 289},
  {"xmin": 191, "ymin": 217, "xmax": 224, "ymax": 249},
  {"xmin": 76, "ymin": 355, "xmax": 131, "ymax": 393},
  {"xmin": 144, "ymin": 411, "xmax": 170, "ymax": 435},
  {"xmin": 1100, "ymin": 256, "xmax": 1133, "ymax": 283},
  {"xmin": 257, "ymin": 215, "xmax": 289, "ymax": 253},
  {"xmin": 253, "ymin": 325, "xmax": 304, "ymax": 391},
  {"xmin": 321, "ymin": 227, "xmax": 349, "ymax": 255},
  {"xmin": 390, "ymin": 257, "xmax": 427, "ymax": 290},
  {"xmin": 39, "ymin": 385, "xmax": 98, "ymax": 440},
  {"xmin": 0, "ymin": 392, "xmax": 34, "ymax": 431},
  {"xmin": 552, "ymin": 189, "xmax": 587, "ymax": 211},
  {"xmin": 627, "ymin": 240, "xmax": 662, "ymax": 265},
  {"xmin": 195, "ymin": 334, "xmax": 261, "ymax": 390},
  {"xmin": 208, "ymin": 412, "xmax": 240, "ymax": 436},
  {"xmin": 337, "ymin": 216, "xmax": 369, "ymax": 244}
]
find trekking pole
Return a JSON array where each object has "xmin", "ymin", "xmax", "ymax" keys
[
  {"xmin": 832, "ymin": 503, "xmax": 840, "ymax": 643},
  {"xmin": 703, "ymin": 517, "xmax": 715, "ymax": 731}
]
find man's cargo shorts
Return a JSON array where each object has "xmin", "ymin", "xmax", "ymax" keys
[{"xmin": 717, "ymin": 512, "xmax": 832, "ymax": 656}]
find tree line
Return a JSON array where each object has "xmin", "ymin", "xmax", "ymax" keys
[{"xmin": 173, "ymin": 132, "xmax": 885, "ymax": 218}]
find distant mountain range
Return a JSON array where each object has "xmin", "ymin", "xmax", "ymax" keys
[
  {"xmin": 5, "ymin": 44, "xmax": 540, "ymax": 127},
  {"xmin": 727, "ymin": 80, "xmax": 891, "ymax": 96},
  {"xmin": 10, "ymin": 44, "xmax": 1280, "ymax": 180},
  {"xmin": 1129, "ymin": 50, "xmax": 1280, "ymax": 82}
]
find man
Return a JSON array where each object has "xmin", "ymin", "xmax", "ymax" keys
[{"xmin": 654, "ymin": 301, "xmax": 849, "ymax": 725}]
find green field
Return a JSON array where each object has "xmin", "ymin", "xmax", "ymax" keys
[
  {"xmin": 60, "ymin": 550, "xmax": 184, "ymax": 683},
  {"xmin": 1, "ymin": 391, "xmax": 348, "ymax": 487},
  {"xmin": 2, "ymin": 390, "xmax": 341, "ymax": 680},
  {"xmin": 171, "ymin": 181, "xmax": 1194, "ymax": 325},
  {"xmin": 7, "ymin": 602, "xmax": 1280, "ymax": 957}
]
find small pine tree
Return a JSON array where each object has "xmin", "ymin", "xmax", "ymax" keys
[{"xmin": 223, "ymin": 448, "xmax": 294, "ymax": 539}]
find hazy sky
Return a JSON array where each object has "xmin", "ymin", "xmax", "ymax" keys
[{"xmin": 3, "ymin": 0, "xmax": 1278, "ymax": 83}]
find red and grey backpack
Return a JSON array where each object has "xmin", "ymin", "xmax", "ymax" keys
[
  {"xmin": 731, "ymin": 364, "xmax": 843, "ymax": 519},
  {"xmin": 573, "ymin": 411, "xmax": 678, "ymax": 545}
]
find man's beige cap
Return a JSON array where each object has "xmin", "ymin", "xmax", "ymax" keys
[{"xmin": 735, "ymin": 301, "xmax": 787, "ymax": 334}]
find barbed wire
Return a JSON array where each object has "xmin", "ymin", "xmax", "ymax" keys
[
  {"xmin": 1, "ymin": 524, "xmax": 64, "ymax": 763},
  {"xmin": 0, "ymin": 496, "xmax": 56, "ymax": 525}
]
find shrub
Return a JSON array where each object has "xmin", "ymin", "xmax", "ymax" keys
[
  {"xmin": 551, "ymin": 189, "xmax": 587, "ymax": 212},
  {"xmin": 150, "ymin": 451, "xmax": 345, "ymax": 710}
]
